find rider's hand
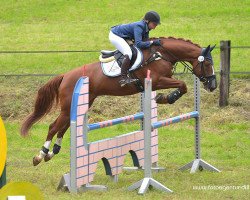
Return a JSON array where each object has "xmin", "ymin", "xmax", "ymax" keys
[{"xmin": 152, "ymin": 39, "xmax": 161, "ymax": 46}]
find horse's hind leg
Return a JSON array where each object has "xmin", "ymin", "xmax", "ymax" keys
[
  {"xmin": 33, "ymin": 95, "xmax": 96, "ymax": 166},
  {"xmin": 43, "ymin": 96, "xmax": 96, "ymax": 163},
  {"xmin": 44, "ymin": 121, "xmax": 70, "ymax": 162},
  {"xmin": 33, "ymin": 120, "xmax": 57, "ymax": 166},
  {"xmin": 33, "ymin": 112, "xmax": 69, "ymax": 166}
]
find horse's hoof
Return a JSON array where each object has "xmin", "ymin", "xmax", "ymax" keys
[
  {"xmin": 155, "ymin": 93, "xmax": 167, "ymax": 104},
  {"xmin": 44, "ymin": 154, "xmax": 51, "ymax": 162},
  {"xmin": 33, "ymin": 156, "xmax": 42, "ymax": 166}
]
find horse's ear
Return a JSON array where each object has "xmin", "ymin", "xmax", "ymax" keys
[
  {"xmin": 203, "ymin": 45, "xmax": 210, "ymax": 56},
  {"xmin": 210, "ymin": 44, "xmax": 216, "ymax": 52}
]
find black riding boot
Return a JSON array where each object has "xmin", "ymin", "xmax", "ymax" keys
[{"xmin": 119, "ymin": 55, "xmax": 138, "ymax": 87}]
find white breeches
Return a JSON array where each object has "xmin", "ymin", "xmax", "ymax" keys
[{"xmin": 109, "ymin": 31, "xmax": 132, "ymax": 59}]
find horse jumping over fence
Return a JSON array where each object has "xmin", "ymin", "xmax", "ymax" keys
[{"xmin": 20, "ymin": 37, "xmax": 217, "ymax": 166}]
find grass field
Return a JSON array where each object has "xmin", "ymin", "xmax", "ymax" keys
[
  {"xmin": 0, "ymin": 0, "xmax": 250, "ymax": 199},
  {"xmin": 0, "ymin": 0, "xmax": 249, "ymax": 74}
]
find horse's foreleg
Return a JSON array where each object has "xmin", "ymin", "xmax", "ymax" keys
[{"xmin": 155, "ymin": 77, "xmax": 187, "ymax": 104}]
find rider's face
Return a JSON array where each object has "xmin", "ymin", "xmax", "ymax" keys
[{"xmin": 148, "ymin": 22, "xmax": 158, "ymax": 30}]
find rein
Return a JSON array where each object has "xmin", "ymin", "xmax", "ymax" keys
[
  {"xmin": 141, "ymin": 44, "xmax": 194, "ymax": 73},
  {"xmin": 158, "ymin": 45, "xmax": 194, "ymax": 74},
  {"xmin": 143, "ymin": 44, "xmax": 212, "ymax": 83}
]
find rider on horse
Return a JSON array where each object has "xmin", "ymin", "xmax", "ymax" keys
[{"xmin": 109, "ymin": 11, "xmax": 162, "ymax": 87}]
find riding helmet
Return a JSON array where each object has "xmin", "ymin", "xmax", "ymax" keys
[{"xmin": 144, "ymin": 11, "xmax": 161, "ymax": 25}]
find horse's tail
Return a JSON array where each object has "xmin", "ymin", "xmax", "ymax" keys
[{"xmin": 21, "ymin": 75, "xmax": 64, "ymax": 137}]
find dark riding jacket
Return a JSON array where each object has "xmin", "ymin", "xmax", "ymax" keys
[{"xmin": 111, "ymin": 20, "xmax": 151, "ymax": 49}]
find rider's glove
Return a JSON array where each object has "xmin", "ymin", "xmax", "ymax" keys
[{"xmin": 152, "ymin": 39, "xmax": 161, "ymax": 46}]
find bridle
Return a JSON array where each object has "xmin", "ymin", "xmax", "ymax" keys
[
  {"xmin": 143, "ymin": 44, "xmax": 216, "ymax": 83},
  {"xmin": 195, "ymin": 53, "xmax": 216, "ymax": 83}
]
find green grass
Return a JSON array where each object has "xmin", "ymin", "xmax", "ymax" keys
[
  {"xmin": 0, "ymin": 0, "xmax": 250, "ymax": 74},
  {"xmin": 0, "ymin": 0, "xmax": 250, "ymax": 199},
  {"xmin": 4, "ymin": 117, "xmax": 250, "ymax": 200}
]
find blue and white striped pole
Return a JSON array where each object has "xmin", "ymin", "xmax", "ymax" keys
[
  {"xmin": 88, "ymin": 112, "xmax": 144, "ymax": 131},
  {"xmin": 152, "ymin": 111, "xmax": 199, "ymax": 130}
]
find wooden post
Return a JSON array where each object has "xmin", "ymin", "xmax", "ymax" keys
[{"xmin": 219, "ymin": 40, "xmax": 231, "ymax": 107}]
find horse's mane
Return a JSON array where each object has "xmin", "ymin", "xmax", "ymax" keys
[{"xmin": 149, "ymin": 36, "xmax": 201, "ymax": 48}]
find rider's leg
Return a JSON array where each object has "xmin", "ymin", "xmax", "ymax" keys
[
  {"xmin": 119, "ymin": 54, "xmax": 138, "ymax": 87},
  {"xmin": 109, "ymin": 31, "xmax": 138, "ymax": 86}
]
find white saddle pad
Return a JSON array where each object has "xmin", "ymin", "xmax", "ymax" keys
[{"xmin": 101, "ymin": 46, "xmax": 143, "ymax": 77}]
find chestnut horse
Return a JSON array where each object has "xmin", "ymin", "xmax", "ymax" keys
[{"xmin": 21, "ymin": 37, "xmax": 217, "ymax": 166}]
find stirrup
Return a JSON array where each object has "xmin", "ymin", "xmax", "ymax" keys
[{"xmin": 119, "ymin": 77, "xmax": 138, "ymax": 87}]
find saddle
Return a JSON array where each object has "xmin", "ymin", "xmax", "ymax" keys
[{"xmin": 99, "ymin": 45, "xmax": 144, "ymax": 77}]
